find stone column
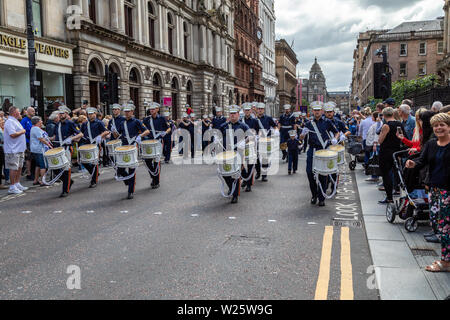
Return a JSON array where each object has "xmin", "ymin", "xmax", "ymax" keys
[
  {"xmin": 199, "ymin": 24, "xmax": 207, "ymax": 63},
  {"xmin": 221, "ymin": 37, "xmax": 226, "ymax": 70},
  {"xmin": 110, "ymin": 0, "xmax": 119, "ymax": 31},
  {"xmin": 118, "ymin": 0, "xmax": 125, "ymax": 34},
  {"xmin": 207, "ymin": 29, "xmax": 213, "ymax": 65},
  {"xmin": 177, "ymin": 15, "xmax": 183, "ymax": 58},
  {"xmin": 81, "ymin": 0, "xmax": 89, "ymax": 19}
]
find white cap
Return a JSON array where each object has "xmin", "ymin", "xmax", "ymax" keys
[
  {"xmin": 257, "ymin": 103, "xmax": 266, "ymax": 109},
  {"xmin": 203, "ymin": 114, "xmax": 208, "ymax": 119},
  {"xmin": 289, "ymin": 130, "xmax": 297, "ymax": 137},
  {"xmin": 190, "ymin": 113, "xmax": 196, "ymax": 118},
  {"xmin": 58, "ymin": 105, "xmax": 71, "ymax": 114},
  {"xmin": 86, "ymin": 107, "xmax": 97, "ymax": 114},
  {"xmin": 209, "ymin": 113, "xmax": 214, "ymax": 118},
  {"xmin": 216, "ymin": 107, "xmax": 223, "ymax": 112},
  {"xmin": 123, "ymin": 104, "xmax": 135, "ymax": 112},
  {"xmin": 229, "ymin": 106, "xmax": 240, "ymax": 114},
  {"xmin": 182, "ymin": 112, "xmax": 188, "ymax": 118},
  {"xmin": 310, "ymin": 101, "xmax": 323, "ymax": 111},
  {"xmin": 163, "ymin": 112, "xmax": 170, "ymax": 117},
  {"xmin": 112, "ymin": 104, "xmax": 121, "ymax": 110},
  {"xmin": 283, "ymin": 104, "xmax": 291, "ymax": 110},
  {"xmin": 324, "ymin": 103, "xmax": 335, "ymax": 112}
]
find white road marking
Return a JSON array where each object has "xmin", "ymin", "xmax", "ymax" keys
[
  {"xmin": 308, "ymin": 222, "xmax": 318, "ymax": 225},
  {"xmin": 191, "ymin": 214, "xmax": 199, "ymax": 217},
  {"xmin": 22, "ymin": 211, "xmax": 32, "ymax": 214},
  {"xmin": 228, "ymin": 217, "xmax": 236, "ymax": 220},
  {"xmin": 120, "ymin": 211, "xmax": 128, "ymax": 214},
  {"xmin": 53, "ymin": 210, "xmax": 63, "ymax": 214},
  {"xmin": 268, "ymin": 220, "xmax": 277, "ymax": 223},
  {"xmin": 153, "ymin": 212, "xmax": 162, "ymax": 215},
  {"xmin": 86, "ymin": 210, "xmax": 95, "ymax": 214}
]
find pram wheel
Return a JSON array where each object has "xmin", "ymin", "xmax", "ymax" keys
[
  {"xmin": 405, "ymin": 217, "xmax": 419, "ymax": 232},
  {"xmin": 386, "ymin": 203, "xmax": 397, "ymax": 223},
  {"xmin": 349, "ymin": 160, "xmax": 356, "ymax": 171}
]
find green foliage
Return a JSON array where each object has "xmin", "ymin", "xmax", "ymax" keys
[
  {"xmin": 367, "ymin": 97, "xmax": 383, "ymax": 111},
  {"xmin": 391, "ymin": 74, "xmax": 438, "ymax": 106},
  {"xmin": 301, "ymin": 98, "xmax": 309, "ymax": 107}
]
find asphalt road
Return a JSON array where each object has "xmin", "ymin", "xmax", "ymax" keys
[{"xmin": 0, "ymin": 154, "xmax": 379, "ymax": 300}]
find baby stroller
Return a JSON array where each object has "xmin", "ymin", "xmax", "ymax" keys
[
  {"xmin": 385, "ymin": 150, "xmax": 429, "ymax": 232},
  {"xmin": 346, "ymin": 135, "xmax": 365, "ymax": 170}
]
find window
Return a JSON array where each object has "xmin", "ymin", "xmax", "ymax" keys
[
  {"xmin": 167, "ymin": 12, "xmax": 174, "ymax": 55},
  {"xmin": 399, "ymin": 63, "xmax": 407, "ymax": 77},
  {"xmin": 183, "ymin": 22, "xmax": 189, "ymax": 60},
  {"xmin": 32, "ymin": 0, "xmax": 42, "ymax": 37},
  {"xmin": 419, "ymin": 42, "xmax": 426, "ymax": 55},
  {"xmin": 400, "ymin": 43, "xmax": 407, "ymax": 56},
  {"xmin": 418, "ymin": 62, "xmax": 426, "ymax": 76},
  {"xmin": 148, "ymin": 2, "xmax": 155, "ymax": 48},
  {"xmin": 124, "ymin": 1, "xmax": 135, "ymax": 38},
  {"xmin": 88, "ymin": 0, "xmax": 96, "ymax": 23},
  {"xmin": 437, "ymin": 41, "xmax": 444, "ymax": 55}
]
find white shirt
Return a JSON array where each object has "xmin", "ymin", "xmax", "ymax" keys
[
  {"xmin": 358, "ymin": 117, "xmax": 375, "ymax": 140},
  {"xmin": 365, "ymin": 122, "xmax": 379, "ymax": 147},
  {"xmin": 4, "ymin": 116, "xmax": 26, "ymax": 154}
]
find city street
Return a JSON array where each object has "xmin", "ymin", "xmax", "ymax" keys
[{"xmin": 0, "ymin": 154, "xmax": 378, "ymax": 300}]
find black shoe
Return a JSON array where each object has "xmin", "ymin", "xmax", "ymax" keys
[
  {"xmin": 245, "ymin": 185, "xmax": 252, "ymax": 192},
  {"xmin": 293, "ymin": 171, "xmax": 297, "ymax": 174},
  {"xmin": 59, "ymin": 192, "xmax": 68, "ymax": 198},
  {"xmin": 69, "ymin": 180, "xmax": 74, "ymax": 191},
  {"xmin": 318, "ymin": 201, "xmax": 325, "ymax": 207},
  {"xmin": 241, "ymin": 181, "xmax": 247, "ymax": 188},
  {"xmin": 378, "ymin": 198, "xmax": 393, "ymax": 204},
  {"xmin": 127, "ymin": 193, "xmax": 134, "ymax": 200},
  {"xmin": 89, "ymin": 183, "xmax": 97, "ymax": 188},
  {"xmin": 231, "ymin": 196, "xmax": 238, "ymax": 204},
  {"xmin": 262, "ymin": 176, "xmax": 268, "ymax": 182},
  {"xmin": 152, "ymin": 184, "xmax": 160, "ymax": 189},
  {"xmin": 288, "ymin": 171, "xmax": 292, "ymax": 175},
  {"xmin": 311, "ymin": 197, "xmax": 317, "ymax": 205},
  {"xmin": 255, "ymin": 173, "xmax": 261, "ymax": 180},
  {"xmin": 282, "ymin": 154, "xmax": 287, "ymax": 161},
  {"xmin": 424, "ymin": 234, "xmax": 440, "ymax": 243},
  {"xmin": 423, "ymin": 231, "xmax": 436, "ymax": 237}
]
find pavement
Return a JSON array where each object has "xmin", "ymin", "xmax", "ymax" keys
[
  {"xmin": 0, "ymin": 153, "xmax": 379, "ymax": 300},
  {"xmin": 354, "ymin": 164, "xmax": 450, "ymax": 300}
]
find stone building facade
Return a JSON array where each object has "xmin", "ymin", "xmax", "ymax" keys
[
  {"xmin": 234, "ymin": 0, "xmax": 264, "ymax": 106},
  {"xmin": 275, "ymin": 39, "xmax": 297, "ymax": 115},
  {"xmin": 258, "ymin": 0, "xmax": 278, "ymax": 116},
  {"xmin": 304, "ymin": 58, "xmax": 327, "ymax": 103},
  {"xmin": 437, "ymin": 0, "xmax": 450, "ymax": 84},
  {"xmin": 354, "ymin": 19, "xmax": 444, "ymax": 105},
  {"xmin": 327, "ymin": 91, "xmax": 350, "ymax": 115},
  {"xmin": 0, "ymin": 0, "xmax": 75, "ymax": 117},
  {"xmin": 69, "ymin": 0, "xmax": 235, "ymax": 119}
]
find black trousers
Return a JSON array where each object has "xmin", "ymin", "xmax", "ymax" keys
[
  {"xmin": 241, "ymin": 164, "xmax": 255, "ymax": 186},
  {"xmin": 256, "ymin": 158, "xmax": 269, "ymax": 178},
  {"xmin": 83, "ymin": 163, "xmax": 99, "ymax": 185},
  {"xmin": 0, "ymin": 146, "xmax": 4, "ymax": 184},
  {"xmin": 60, "ymin": 147, "xmax": 73, "ymax": 194},
  {"xmin": 163, "ymin": 137, "xmax": 171, "ymax": 162},
  {"xmin": 118, "ymin": 168, "xmax": 136, "ymax": 194},
  {"xmin": 224, "ymin": 176, "xmax": 240, "ymax": 198},
  {"xmin": 379, "ymin": 149, "xmax": 396, "ymax": 201},
  {"xmin": 144, "ymin": 159, "xmax": 160, "ymax": 185}
]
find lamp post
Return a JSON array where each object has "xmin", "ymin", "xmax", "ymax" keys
[{"xmin": 26, "ymin": 0, "xmax": 38, "ymax": 113}]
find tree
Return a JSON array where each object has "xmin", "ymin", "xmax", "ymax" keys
[{"xmin": 391, "ymin": 74, "xmax": 438, "ymax": 106}]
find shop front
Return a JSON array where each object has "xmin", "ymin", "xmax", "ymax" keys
[{"xmin": 0, "ymin": 28, "xmax": 74, "ymax": 118}]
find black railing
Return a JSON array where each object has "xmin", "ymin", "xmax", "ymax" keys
[{"xmin": 404, "ymin": 86, "xmax": 450, "ymax": 110}]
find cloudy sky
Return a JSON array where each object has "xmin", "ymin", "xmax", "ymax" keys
[{"xmin": 274, "ymin": 0, "xmax": 445, "ymax": 91}]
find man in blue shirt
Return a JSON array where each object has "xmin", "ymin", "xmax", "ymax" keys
[
  {"xmin": 300, "ymin": 102, "xmax": 340, "ymax": 207},
  {"xmin": 53, "ymin": 106, "xmax": 84, "ymax": 198},
  {"xmin": 255, "ymin": 103, "xmax": 277, "ymax": 182},
  {"xmin": 21, "ymin": 107, "xmax": 35, "ymax": 180},
  {"xmin": 143, "ymin": 103, "xmax": 171, "ymax": 189},
  {"xmin": 399, "ymin": 104, "xmax": 415, "ymax": 140},
  {"xmin": 113, "ymin": 104, "xmax": 150, "ymax": 199},
  {"xmin": 219, "ymin": 107, "xmax": 250, "ymax": 204},
  {"xmin": 278, "ymin": 105, "xmax": 296, "ymax": 161},
  {"xmin": 107, "ymin": 104, "xmax": 126, "ymax": 136},
  {"xmin": 80, "ymin": 108, "xmax": 109, "ymax": 188}
]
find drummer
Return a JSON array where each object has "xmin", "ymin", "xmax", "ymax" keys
[
  {"xmin": 79, "ymin": 107, "xmax": 109, "ymax": 188},
  {"xmin": 201, "ymin": 114, "xmax": 212, "ymax": 151},
  {"xmin": 113, "ymin": 104, "xmax": 150, "ymax": 199},
  {"xmin": 143, "ymin": 102, "xmax": 171, "ymax": 189},
  {"xmin": 278, "ymin": 105, "xmax": 296, "ymax": 161},
  {"xmin": 241, "ymin": 104, "xmax": 258, "ymax": 192},
  {"xmin": 300, "ymin": 102, "xmax": 340, "ymax": 207},
  {"xmin": 323, "ymin": 103, "xmax": 351, "ymax": 140},
  {"xmin": 255, "ymin": 103, "xmax": 277, "ymax": 182},
  {"xmin": 53, "ymin": 105, "xmax": 84, "ymax": 198},
  {"xmin": 162, "ymin": 111, "xmax": 174, "ymax": 163},
  {"xmin": 219, "ymin": 106, "xmax": 250, "ymax": 203}
]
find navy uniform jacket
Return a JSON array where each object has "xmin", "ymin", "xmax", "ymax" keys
[
  {"xmin": 55, "ymin": 120, "xmax": 81, "ymax": 147},
  {"xmin": 202, "ymin": 120, "xmax": 211, "ymax": 133},
  {"xmin": 220, "ymin": 121, "xmax": 250, "ymax": 149},
  {"xmin": 179, "ymin": 120, "xmax": 194, "ymax": 136},
  {"xmin": 255, "ymin": 115, "xmax": 277, "ymax": 135},
  {"xmin": 143, "ymin": 115, "xmax": 169, "ymax": 140},
  {"xmin": 107, "ymin": 115, "xmax": 126, "ymax": 132},
  {"xmin": 287, "ymin": 138, "xmax": 301, "ymax": 152},
  {"xmin": 243, "ymin": 116, "xmax": 259, "ymax": 131},
  {"xmin": 304, "ymin": 117, "xmax": 339, "ymax": 150},
  {"xmin": 117, "ymin": 118, "xmax": 147, "ymax": 146},
  {"xmin": 279, "ymin": 113, "xmax": 296, "ymax": 130},
  {"xmin": 212, "ymin": 116, "xmax": 226, "ymax": 130},
  {"xmin": 330, "ymin": 117, "xmax": 349, "ymax": 135},
  {"xmin": 80, "ymin": 119, "xmax": 107, "ymax": 145}
]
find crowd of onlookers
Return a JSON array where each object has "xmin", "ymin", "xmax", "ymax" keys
[{"xmin": 343, "ymin": 98, "xmax": 450, "ymax": 273}]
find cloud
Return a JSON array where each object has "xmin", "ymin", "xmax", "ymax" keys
[{"xmin": 275, "ymin": 0, "xmax": 444, "ymax": 91}]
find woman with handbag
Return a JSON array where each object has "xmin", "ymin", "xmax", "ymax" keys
[{"xmin": 365, "ymin": 112, "xmax": 380, "ymax": 182}]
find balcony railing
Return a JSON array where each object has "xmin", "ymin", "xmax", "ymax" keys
[{"xmin": 373, "ymin": 30, "xmax": 443, "ymax": 41}]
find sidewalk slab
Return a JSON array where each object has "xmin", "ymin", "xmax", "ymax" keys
[
  {"xmin": 374, "ymin": 267, "xmax": 437, "ymax": 300},
  {"xmin": 365, "ymin": 223, "xmax": 405, "ymax": 241},
  {"xmin": 369, "ymin": 239, "xmax": 418, "ymax": 268}
]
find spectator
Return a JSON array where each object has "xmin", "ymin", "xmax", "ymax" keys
[
  {"xmin": 397, "ymin": 108, "xmax": 427, "ymax": 154},
  {"xmin": 30, "ymin": 116, "xmax": 52, "ymax": 186},
  {"xmin": 2, "ymin": 98, "xmax": 12, "ymax": 114},
  {"xmin": 377, "ymin": 107, "xmax": 405, "ymax": 204},
  {"xmin": 365, "ymin": 112, "xmax": 380, "ymax": 182},
  {"xmin": 0, "ymin": 117, "xmax": 8, "ymax": 189},
  {"xmin": 20, "ymin": 107, "xmax": 36, "ymax": 180},
  {"xmin": 45, "ymin": 111, "xmax": 59, "ymax": 140},
  {"xmin": 440, "ymin": 105, "xmax": 450, "ymax": 113},
  {"xmin": 3, "ymin": 107, "xmax": 28, "ymax": 194},
  {"xmin": 401, "ymin": 99, "xmax": 414, "ymax": 109},
  {"xmin": 420, "ymin": 110, "xmax": 437, "ymax": 145},
  {"xmin": 431, "ymin": 101, "xmax": 443, "ymax": 113},
  {"xmin": 399, "ymin": 104, "xmax": 416, "ymax": 140},
  {"xmin": 358, "ymin": 110, "xmax": 375, "ymax": 167},
  {"xmin": 72, "ymin": 100, "xmax": 89, "ymax": 117},
  {"xmin": 77, "ymin": 115, "xmax": 87, "ymax": 125},
  {"xmin": 406, "ymin": 113, "xmax": 450, "ymax": 272}
]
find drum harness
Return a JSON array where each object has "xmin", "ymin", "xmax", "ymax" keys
[
  {"xmin": 310, "ymin": 121, "xmax": 338, "ymax": 200},
  {"xmin": 114, "ymin": 121, "xmax": 138, "ymax": 182},
  {"xmin": 143, "ymin": 117, "xmax": 165, "ymax": 178}
]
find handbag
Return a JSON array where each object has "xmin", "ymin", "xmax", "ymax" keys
[{"xmin": 367, "ymin": 151, "xmax": 381, "ymax": 176}]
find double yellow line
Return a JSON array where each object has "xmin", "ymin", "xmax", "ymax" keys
[{"xmin": 314, "ymin": 226, "xmax": 354, "ymax": 300}]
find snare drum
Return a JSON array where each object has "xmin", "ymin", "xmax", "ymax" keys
[
  {"xmin": 140, "ymin": 140, "xmax": 162, "ymax": 159},
  {"xmin": 44, "ymin": 147, "xmax": 70, "ymax": 171},
  {"xmin": 245, "ymin": 141, "xmax": 257, "ymax": 162},
  {"xmin": 115, "ymin": 145, "xmax": 139, "ymax": 168},
  {"xmin": 216, "ymin": 151, "xmax": 240, "ymax": 177},
  {"xmin": 106, "ymin": 140, "xmax": 122, "ymax": 154},
  {"xmin": 78, "ymin": 144, "xmax": 99, "ymax": 164},
  {"xmin": 328, "ymin": 145, "xmax": 345, "ymax": 166},
  {"xmin": 313, "ymin": 149, "xmax": 338, "ymax": 176},
  {"xmin": 259, "ymin": 137, "xmax": 274, "ymax": 155}
]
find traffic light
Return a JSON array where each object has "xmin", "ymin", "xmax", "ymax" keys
[
  {"xmin": 99, "ymin": 82, "xmax": 109, "ymax": 103},
  {"xmin": 373, "ymin": 62, "xmax": 391, "ymax": 100}
]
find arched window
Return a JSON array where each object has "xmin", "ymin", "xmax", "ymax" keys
[
  {"xmin": 129, "ymin": 68, "xmax": 139, "ymax": 84},
  {"xmin": 89, "ymin": 60, "xmax": 99, "ymax": 76},
  {"xmin": 167, "ymin": 12, "xmax": 174, "ymax": 55},
  {"xmin": 186, "ymin": 80, "xmax": 192, "ymax": 107},
  {"xmin": 183, "ymin": 22, "xmax": 189, "ymax": 60},
  {"xmin": 148, "ymin": 2, "xmax": 156, "ymax": 48},
  {"xmin": 152, "ymin": 73, "xmax": 162, "ymax": 103}
]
